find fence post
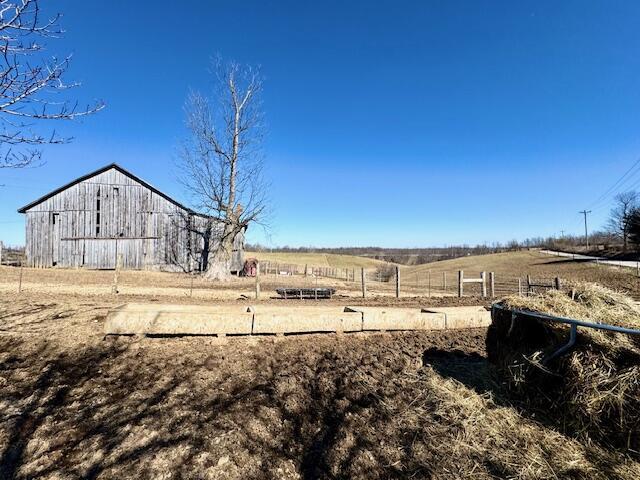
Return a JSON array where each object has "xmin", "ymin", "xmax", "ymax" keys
[
  {"xmin": 18, "ymin": 257, "xmax": 23, "ymax": 293},
  {"xmin": 554, "ymin": 276, "xmax": 561, "ymax": 290},
  {"xmin": 255, "ymin": 261, "xmax": 261, "ymax": 299},
  {"xmin": 526, "ymin": 275, "xmax": 531, "ymax": 296},
  {"xmin": 304, "ymin": 264, "xmax": 308, "ymax": 277},
  {"xmin": 112, "ymin": 253, "xmax": 123, "ymax": 294},
  {"xmin": 518, "ymin": 278, "xmax": 522, "ymax": 296},
  {"xmin": 481, "ymin": 271, "xmax": 487, "ymax": 298},
  {"xmin": 0, "ymin": 240, "xmax": 3, "ymax": 265},
  {"xmin": 395, "ymin": 266, "xmax": 400, "ymax": 298},
  {"xmin": 428, "ymin": 270, "xmax": 431, "ymax": 297},
  {"xmin": 489, "ymin": 272, "xmax": 495, "ymax": 298},
  {"xmin": 361, "ymin": 268, "xmax": 366, "ymax": 298},
  {"xmin": 443, "ymin": 272, "xmax": 446, "ymax": 291},
  {"xmin": 458, "ymin": 270, "xmax": 464, "ymax": 297}
]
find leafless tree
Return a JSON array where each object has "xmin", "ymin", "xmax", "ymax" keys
[
  {"xmin": 606, "ymin": 191, "xmax": 638, "ymax": 251},
  {"xmin": 0, "ymin": 0, "xmax": 104, "ymax": 169},
  {"xmin": 178, "ymin": 59, "xmax": 267, "ymax": 280}
]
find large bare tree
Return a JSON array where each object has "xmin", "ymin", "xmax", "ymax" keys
[
  {"xmin": 178, "ymin": 59, "xmax": 267, "ymax": 280},
  {"xmin": 606, "ymin": 191, "xmax": 638, "ymax": 251},
  {"xmin": 0, "ymin": 0, "xmax": 104, "ymax": 169}
]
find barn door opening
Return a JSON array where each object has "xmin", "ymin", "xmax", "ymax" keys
[{"xmin": 51, "ymin": 212, "xmax": 60, "ymax": 266}]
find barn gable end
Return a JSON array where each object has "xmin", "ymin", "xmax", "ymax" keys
[{"xmin": 18, "ymin": 164, "xmax": 245, "ymax": 271}]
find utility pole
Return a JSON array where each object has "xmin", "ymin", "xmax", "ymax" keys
[{"xmin": 579, "ymin": 210, "xmax": 591, "ymax": 249}]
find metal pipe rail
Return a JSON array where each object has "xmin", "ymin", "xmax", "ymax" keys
[{"xmin": 491, "ymin": 303, "xmax": 640, "ymax": 363}]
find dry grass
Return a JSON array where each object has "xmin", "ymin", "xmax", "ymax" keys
[
  {"xmin": 489, "ymin": 283, "xmax": 640, "ymax": 454},
  {"xmin": 246, "ymin": 251, "xmax": 394, "ymax": 269},
  {"xmin": 405, "ymin": 250, "xmax": 640, "ymax": 298}
]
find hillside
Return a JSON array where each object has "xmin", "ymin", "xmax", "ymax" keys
[
  {"xmin": 403, "ymin": 250, "xmax": 640, "ymax": 297},
  {"xmin": 246, "ymin": 251, "xmax": 395, "ymax": 269}
]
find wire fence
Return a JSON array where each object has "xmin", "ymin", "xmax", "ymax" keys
[
  {"xmin": 0, "ymin": 242, "xmax": 25, "ymax": 267},
  {"xmin": 255, "ymin": 261, "xmax": 563, "ymax": 299},
  {"xmin": 0, "ymin": 252, "xmax": 574, "ymax": 301}
]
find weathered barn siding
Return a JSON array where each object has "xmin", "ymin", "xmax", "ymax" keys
[{"xmin": 19, "ymin": 165, "xmax": 245, "ymax": 271}]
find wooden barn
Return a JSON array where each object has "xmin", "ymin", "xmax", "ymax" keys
[{"xmin": 18, "ymin": 163, "xmax": 245, "ymax": 272}]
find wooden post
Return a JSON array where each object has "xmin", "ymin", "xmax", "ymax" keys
[
  {"xmin": 458, "ymin": 270, "xmax": 463, "ymax": 297},
  {"xmin": 443, "ymin": 272, "xmax": 446, "ymax": 291},
  {"xmin": 112, "ymin": 253, "xmax": 123, "ymax": 294},
  {"xmin": 428, "ymin": 270, "xmax": 431, "ymax": 298},
  {"xmin": 489, "ymin": 272, "xmax": 495, "ymax": 298},
  {"xmin": 18, "ymin": 258, "xmax": 23, "ymax": 293},
  {"xmin": 526, "ymin": 275, "xmax": 531, "ymax": 296},
  {"xmin": 518, "ymin": 278, "xmax": 522, "ymax": 296},
  {"xmin": 554, "ymin": 276, "xmax": 561, "ymax": 290},
  {"xmin": 480, "ymin": 271, "xmax": 487, "ymax": 298},
  {"xmin": 255, "ymin": 261, "xmax": 261, "ymax": 299},
  {"xmin": 361, "ymin": 268, "xmax": 366, "ymax": 298},
  {"xmin": 0, "ymin": 240, "xmax": 3, "ymax": 266},
  {"xmin": 304, "ymin": 263, "xmax": 308, "ymax": 277},
  {"xmin": 395, "ymin": 266, "xmax": 400, "ymax": 298}
]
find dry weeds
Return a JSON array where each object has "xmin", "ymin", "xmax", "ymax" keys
[{"xmin": 490, "ymin": 283, "xmax": 640, "ymax": 454}]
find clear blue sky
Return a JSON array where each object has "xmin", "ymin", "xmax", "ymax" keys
[{"xmin": 1, "ymin": 0, "xmax": 640, "ymax": 247}]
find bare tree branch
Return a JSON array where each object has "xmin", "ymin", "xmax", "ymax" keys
[
  {"xmin": 177, "ymin": 58, "xmax": 268, "ymax": 280},
  {"xmin": 606, "ymin": 191, "xmax": 638, "ymax": 252},
  {"xmin": 0, "ymin": 0, "xmax": 104, "ymax": 168}
]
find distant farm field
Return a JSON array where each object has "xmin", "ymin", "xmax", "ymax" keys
[
  {"xmin": 246, "ymin": 251, "xmax": 394, "ymax": 269},
  {"xmin": 403, "ymin": 250, "xmax": 640, "ymax": 298}
]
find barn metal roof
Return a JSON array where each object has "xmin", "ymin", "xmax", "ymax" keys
[{"xmin": 17, "ymin": 163, "xmax": 195, "ymax": 214}]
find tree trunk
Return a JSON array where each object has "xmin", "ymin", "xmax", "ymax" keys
[{"xmin": 204, "ymin": 237, "xmax": 233, "ymax": 281}]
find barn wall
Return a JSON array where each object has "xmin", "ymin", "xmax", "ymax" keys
[{"xmin": 22, "ymin": 167, "xmax": 243, "ymax": 271}]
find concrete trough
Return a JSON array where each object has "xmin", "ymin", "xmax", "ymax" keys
[
  {"xmin": 421, "ymin": 306, "xmax": 490, "ymax": 329},
  {"xmin": 345, "ymin": 306, "xmax": 446, "ymax": 331},
  {"xmin": 103, "ymin": 303, "xmax": 490, "ymax": 337},
  {"xmin": 104, "ymin": 304, "xmax": 254, "ymax": 336},
  {"xmin": 252, "ymin": 306, "xmax": 362, "ymax": 334}
]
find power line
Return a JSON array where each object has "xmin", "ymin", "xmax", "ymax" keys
[{"xmin": 587, "ymin": 157, "xmax": 640, "ymax": 210}]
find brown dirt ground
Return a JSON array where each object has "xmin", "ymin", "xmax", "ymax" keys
[{"xmin": 1, "ymin": 291, "xmax": 639, "ymax": 479}]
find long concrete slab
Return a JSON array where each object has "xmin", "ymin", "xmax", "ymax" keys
[
  {"xmin": 344, "ymin": 306, "xmax": 446, "ymax": 331},
  {"xmin": 252, "ymin": 306, "xmax": 362, "ymax": 334},
  {"xmin": 104, "ymin": 304, "xmax": 254, "ymax": 335},
  {"xmin": 103, "ymin": 304, "xmax": 490, "ymax": 337},
  {"xmin": 421, "ymin": 306, "xmax": 490, "ymax": 329}
]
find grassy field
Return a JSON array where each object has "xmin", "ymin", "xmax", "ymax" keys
[
  {"xmin": 402, "ymin": 250, "xmax": 640, "ymax": 296},
  {"xmin": 246, "ymin": 251, "xmax": 393, "ymax": 269}
]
